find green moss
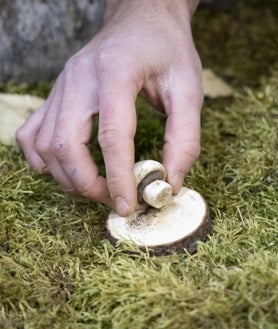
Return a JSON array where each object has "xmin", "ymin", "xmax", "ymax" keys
[
  {"xmin": 1, "ymin": 0, "xmax": 278, "ymax": 328},
  {"xmin": 193, "ymin": 0, "xmax": 278, "ymax": 88},
  {"xmin": 0, "ymin": 81, "xmax": 53, "ymax": 99}
]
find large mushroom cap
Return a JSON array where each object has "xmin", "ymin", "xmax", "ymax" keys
[
  {"xmin": 106, "ymin": 160, "xmax": 211, "ymax": 255},
  {"xmin": 106, "ymin": 187, "xmax": 210, "ymax": 255}
]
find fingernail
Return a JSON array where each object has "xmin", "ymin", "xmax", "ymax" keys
[{"xmin": 115, "ymin": 197, "xmax": 131, "ymax": 217}]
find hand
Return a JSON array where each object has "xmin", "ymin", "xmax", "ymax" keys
[{"xmin": 16, "ymin": 0, "xmax": 203, "ymax": 217}]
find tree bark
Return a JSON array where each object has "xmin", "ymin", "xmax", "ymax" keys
[
  {"xmin": 0, "ymin": 0, "xmax": 104, "ymax": 82},
  {"xmin": 0, "ymin": 0, "xmax": 237, "ymax": 83}
]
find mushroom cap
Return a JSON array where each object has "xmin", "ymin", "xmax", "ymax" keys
[
  {"xmin": 106, "ymin": 187, "xmax": 211, "ymax": 255},
  {"xmin": 134, "ymin": 160, "xmax": 167, "ymax": 186},
  {"xmin": 134, "ymin": 160, "xmax": 170, "ymax": 206}
]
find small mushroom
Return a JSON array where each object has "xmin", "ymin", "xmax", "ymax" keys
[{"xmin": 106, "ymin": 160, "xmax": 211, "ymax": 255}]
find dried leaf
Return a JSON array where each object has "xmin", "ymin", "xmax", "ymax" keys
[
  {"xmin": 0, "ymin": 93, "xmax": 44, "ymax": 145},
  {"xmin": 202, "ymin": 69, "xmax": 234, "ymax": 98}
]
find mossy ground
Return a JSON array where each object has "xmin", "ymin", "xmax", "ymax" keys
[{"xmin": 0, "ymin": 1, "xmax": 278, "ymax": 328}]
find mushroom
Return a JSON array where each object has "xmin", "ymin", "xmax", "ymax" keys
[{"xmin": 106, "ymin": 160, "xmax": 211, "ymax": 255}]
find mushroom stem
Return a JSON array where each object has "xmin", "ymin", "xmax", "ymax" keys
[{"xmin": 142, "ymin": 180, "xmax": 172, "ymax": 208}]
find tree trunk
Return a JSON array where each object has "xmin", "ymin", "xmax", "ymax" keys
[
  {"xmin": 0, "ymin": 0, "xmax": 104, "ymax": 83},
  {"xmin": 0, "ymin": 0, "xmax": 238, "ymax": 83}
]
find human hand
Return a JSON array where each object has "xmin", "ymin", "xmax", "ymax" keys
[{"xmin": 16, "ymin": 0, "xmax": 203, "ymax": 217}]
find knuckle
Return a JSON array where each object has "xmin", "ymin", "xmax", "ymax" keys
[
  {"xmin": 64, "ymin": 54, "xmax": 90, "ymax": 77},
  {"xmin": 96, "ymin": 46, "xmax": 132, "ymax": 76},
  {"xmin": 51, "ymin": 136, "xmax": 71, "ymax": 162},
  {"xmin": 96, "ymin": 47, "xmax": 119, "ymax": 71},
  {"xmin": 98, "ymin": 123, "xmax": 121, "ymax": 150},
  {"xmin": 35, "ymin": 137, "xmax": 50, "ymax": 156},
  {"xmin": 15, "ymin": 126, "xmax": 28, "ymax": 146}
]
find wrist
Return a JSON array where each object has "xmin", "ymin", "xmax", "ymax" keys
[{"xmin": 104, "ymin": 0, "xmax": 199, "ymax": 24}]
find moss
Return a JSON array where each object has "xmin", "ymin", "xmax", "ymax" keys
[
  {"xmin": 1, "ymin": 0, "xmax": 278, "ymax": 328},
  {"xmin": 193, "ymin": 0, "xmax": 278, "ymax": 88},
  {"xmin": 0, "ymin": 81, "xmax": 53, "ymax": 98}
]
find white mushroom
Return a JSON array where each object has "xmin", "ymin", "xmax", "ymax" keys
[
  {"xmin": 106, "ymin": 160, "xmax": 211, "ymax": 255},
  {"xmin": 134, "ymin": 160, "xmax": 172, "ymax": 209}
]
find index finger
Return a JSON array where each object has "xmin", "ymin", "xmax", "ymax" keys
[{"xmin": 98, "ymin": 78, "xmax": 138, "ymax": 217}]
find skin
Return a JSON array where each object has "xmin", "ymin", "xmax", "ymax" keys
[{"xmin": 16, "ymin": 0, "xmax": 203, "ymax": 217}]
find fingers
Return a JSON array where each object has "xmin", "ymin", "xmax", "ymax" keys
[
  {"xmin": 16, "ymin": 82, "xmax": 61, "ymax": 170},
  {"xmin": 162, "ymin": 74, "xmax": 203, "ymax": 194},
  {"xmin": 16, "ymin": 105, "xmax": 47, "ymax": 170},
  {"xmin": 17, "ymin": 58, "xmax": 113, "ymax": 208},
  {"xmin": 98, "ymin": 69, "xmax": 138, "ymax": 216},
  {"xmin": 35, "ymin": 61, "xmax": 112, "ymax": 207},
  {"xmin": 35, "ymin": 74, "xmax": 76, "ymax": 192}
]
